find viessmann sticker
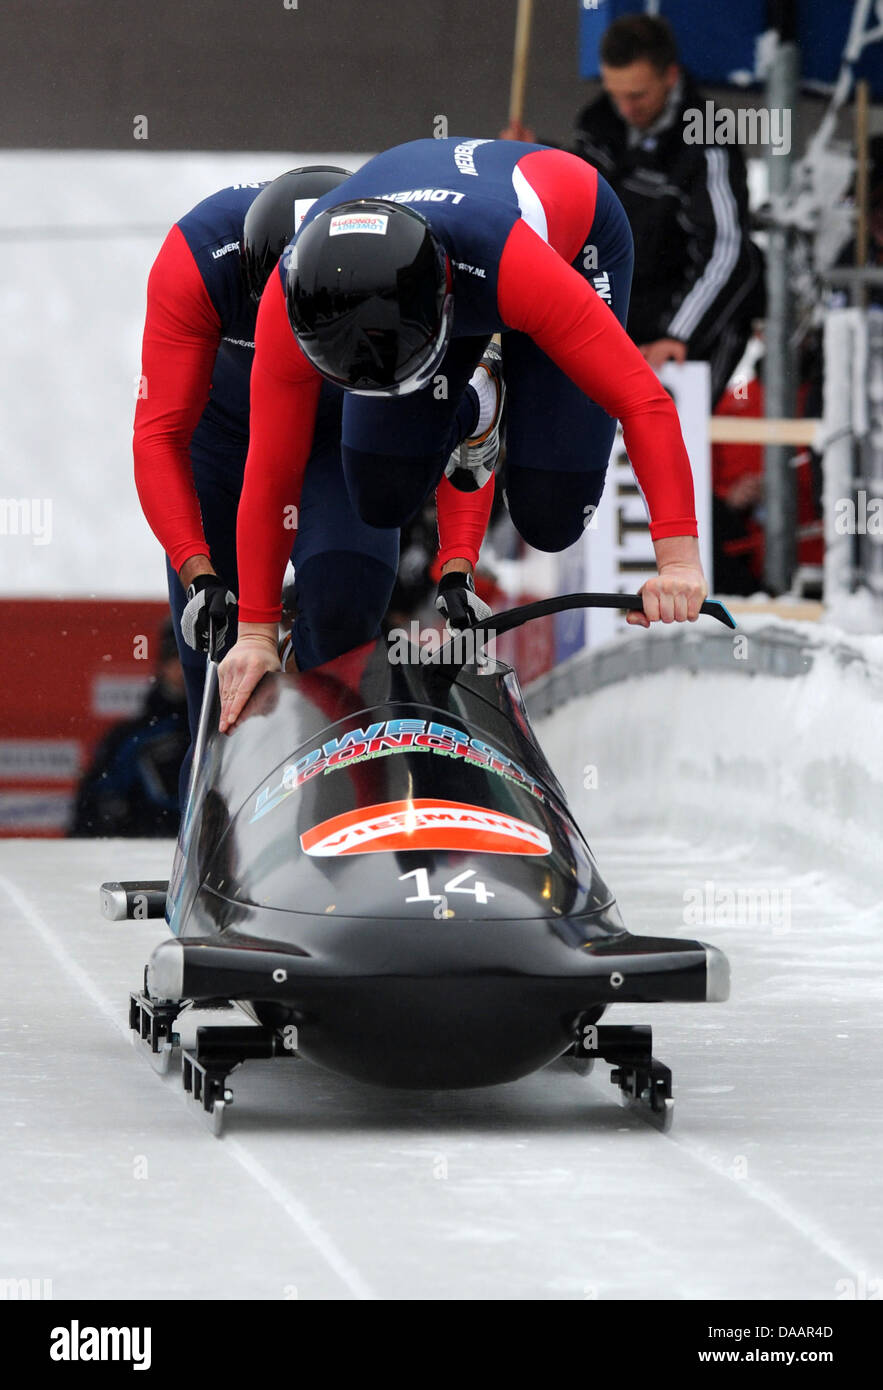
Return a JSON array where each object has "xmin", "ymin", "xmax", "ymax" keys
[
  {"xmin": 329, "ymin": 212, "xmax": 389, "ymax": 236},
  {"xmin": 300, "ymin": 799, "xmax": 552, "ymax": 857}
]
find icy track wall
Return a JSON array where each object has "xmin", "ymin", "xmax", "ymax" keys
[
  {"xmin": 530, "ymin": 616, "xmax": 883, "ymax": 894},
  {"xmin": 0, "ymin": 151, "xmax": 363, "ymax": 599}
]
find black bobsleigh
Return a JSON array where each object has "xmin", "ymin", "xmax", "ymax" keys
[{"xmin": 111, "ymin": 594, "xmax": 733, "ymax": 1134}]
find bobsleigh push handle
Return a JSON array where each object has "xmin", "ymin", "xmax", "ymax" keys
[{"xmin": 471, "ymin": 591, "xmax": 736, "ymax": 640}]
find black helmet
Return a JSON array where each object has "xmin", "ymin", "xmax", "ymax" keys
[
  {"xmin": 240, "ymin": 166, "xmax": 352, "ymax": 303},
  {"xmin": 286, "ymin": 199, "xmax": 454, "ymax": 395}
]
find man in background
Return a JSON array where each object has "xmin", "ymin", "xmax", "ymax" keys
[
  {"xmin": 505, "ymin": 13, "xmax": 763, "ymax": 405},
  {"xmin": 68, "ymin": 620, "xmax": 188, "ymax": 837}
]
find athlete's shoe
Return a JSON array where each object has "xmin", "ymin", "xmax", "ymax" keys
[
  {"xmin": 278, "ymin": 630, "xmax": 296, "ymax": 672},
  {"xmin": 445, "ymin": 341, "xmax": 505, "ymax": 493}
]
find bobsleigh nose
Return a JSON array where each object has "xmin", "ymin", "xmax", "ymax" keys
[
  {"xmin": 703, "ymin": 944, "xmax": 730, "ymax": 1002},
  {"xmin": 146, "ymin": 936, "xmax": 310, "ymax": 1004}
]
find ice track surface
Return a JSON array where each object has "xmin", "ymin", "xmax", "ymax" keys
[{"xmin": 2, "ymin": 830, "xmax": 881, "ymax": 1302}]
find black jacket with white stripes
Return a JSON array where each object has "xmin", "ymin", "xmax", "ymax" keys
[{"xmin": 572, "ymin": 75, "xmax": 763, "ymax": 364}]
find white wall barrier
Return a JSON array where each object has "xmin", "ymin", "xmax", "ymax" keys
[
  {"xmin": 553, "ymin": 361, "xmax": 713, "ymax": 660},
  {"xmin": 821, "ymin": 306, "xmax": 883, "ymax": 627},
  {"xmin": 822, "ymin": 308, "xmax": 867, "ymax": 611},
  {"xmin": 0, "ymin": 150, "xmax": 362, "ymax": 599},
  {"xmin": 529, "ymin": 615, "xmax": 883, "ymax": 891}
]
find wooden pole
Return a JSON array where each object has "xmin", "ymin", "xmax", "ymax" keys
[
  {"xmin": 509, "ymin": 0, "xmax": 534, "ymax": 128},
  {"xmin": 709, "ymin": 416, "xmax": 821, "ymax": 446}
]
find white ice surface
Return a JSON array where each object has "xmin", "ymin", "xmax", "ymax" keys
[{"xmin": 1, "ymin": 819, "xmax": 881, "ymax": 1301}]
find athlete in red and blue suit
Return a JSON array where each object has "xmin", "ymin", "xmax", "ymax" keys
[
  {"xmin": 219, "ymin": 139, "xmax": 708, "ymax": 731},
  {"xmin": 133, "ymin": 168, "xmax": 495, "ymax": 781}
]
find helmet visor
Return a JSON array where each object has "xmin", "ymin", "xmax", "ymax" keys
[{"xmin": 347, "ymin": 289, "xmax": 454, "ymax": 396}]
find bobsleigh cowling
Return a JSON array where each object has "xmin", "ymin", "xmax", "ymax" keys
[{"xmin": 128, "ymin": 628, "xmax": 729, "ymax": 1127}]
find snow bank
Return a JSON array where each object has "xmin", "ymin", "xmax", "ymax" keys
[{"xmin": 531, "ymin": 615, "xmax": 883, "ymax": 892}]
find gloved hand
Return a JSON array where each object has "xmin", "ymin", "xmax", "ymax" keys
[
  {"xmin": 435, "ymin": 571, "xmax": 493, "ymax": 633},
  {"xmin": 181, "ymin": 575, "xmax": 238, "ymax": 658}
]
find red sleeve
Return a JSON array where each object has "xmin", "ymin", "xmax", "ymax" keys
[
  {"xmin": 436, "ymin": 472, "xmax": 494, "ymax": 569},
  {"xmin": 497, "ymin": 219, "xmax": 697, "ymax": 541},
  {"xmin": 236, "ymin": 273, "xmax": 323, "ymax": 623},
  {"xmin": 133, "ymin": 225, "xmax": 222, "ymax": 571}
]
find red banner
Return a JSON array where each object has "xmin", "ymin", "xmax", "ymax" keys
[{"xmin": 0, "ymin": 599, "xmax": 170, "ymax": 836}]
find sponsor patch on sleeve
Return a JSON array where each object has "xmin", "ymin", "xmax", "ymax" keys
[{"xmin": 329, "ymin": 212, "xmax": 389, "ymax": 237}]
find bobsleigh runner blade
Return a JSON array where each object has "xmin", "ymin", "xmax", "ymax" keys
[
  {"xmin": 179, "ymin": 1025, "xmax": 294, "ymax": 1138},
  {"xmin": 611, "ymin": 1064, "xmax": 675, "ymax": 1134},
  {"xmin": 181, "ymin": 1046, "xmax": 231, "ymax": 1137},
  {"xmin": 128, "ymin": 987, "xmax": 181, "ymax": 1076},
  {"xmin": 570, "ymin": 1023, "xmax": 676, "ymax": 1133},
  {"xmin": 130, "ymin": 1025, "xmax": 175, "ymax": 1078}
]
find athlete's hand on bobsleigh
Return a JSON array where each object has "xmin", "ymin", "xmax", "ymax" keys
[
  {"xmin": 218, "ymin": 626, "xmax": 280, "ymax": 733},
  {"xmin": 435, "ymin": 566, "xmax": 493, "ymax": 633},
  {"xmin": 627, "ymin": 536, "xmax": 708, "ymax": 628}
]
